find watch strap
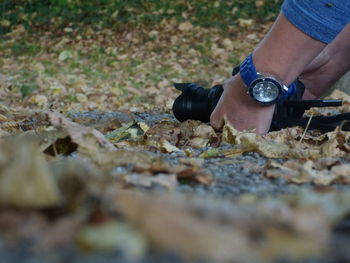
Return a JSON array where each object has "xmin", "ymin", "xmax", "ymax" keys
[
  {"xmin": 279, "ymin": 81, "xmax": 296, "ymax": 102},
  {"xmin": 239, "ymin": 53, "xmax": 259, "ymax": 87},
  {"xmin": 240, "ymin": 53, "xmax": 297, "ymax": 102}
]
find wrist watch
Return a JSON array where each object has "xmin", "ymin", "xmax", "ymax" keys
[{"xmin": 239, "ymin": 54, "xmax": 296, "ymax": 105}]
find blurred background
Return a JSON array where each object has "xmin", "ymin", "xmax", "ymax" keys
[
  {"xmin": 0, "ymin": 0, "xmax": 283, "ymax": 112},
  {"xmin": 1, "ymin": 0, "xmax": 282, "ymax": 35}
]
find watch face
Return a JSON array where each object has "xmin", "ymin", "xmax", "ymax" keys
[{"xmin": 249, "ymin": 77, "xmax": 282, "ymax": 104}]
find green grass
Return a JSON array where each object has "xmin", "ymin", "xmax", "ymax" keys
[
  {"xmin": 1, "ymin": 0, "xmax": 283, "ymax": 36},
  {"xmin": 8, "ymin": 42, "xmax": 41, "ymax": 56},
  {"xmin": 19, "ymin": 83, "xmax": 38, "ymax": 97}
]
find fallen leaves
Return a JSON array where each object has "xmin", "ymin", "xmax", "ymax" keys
[
  {"xmin": 115, "ymin": 189, "xmax": 348, "ymax": 262},
  {"xmin": 116, "ymin": 190, "xmax": 258, "ymax": 263},
  {"xmin": 0, "ymin": 106, "xmax": 350, "ymax": 262},
  {"xmin": 266, "ymin": 158, "xmax": 350, "ymax": 185},
  {"xmin": 222, "ymin": 121, "xmax": 350, "ymax": 159}
]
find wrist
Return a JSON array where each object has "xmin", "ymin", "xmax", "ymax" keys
[
  {"xmin": 228, "ymin": 74, "xmax": 276, "ymax": 110},
  {"xmin": 251, "ymin": 13, "xmax": 326, "ymax": 86},
  {"xmin": 252, "ymin": 52, "xmax": 296, "ymax": 86},
  {"xmin": 239, "ymin": 53, "xmax": 296, "ymax": 104}
]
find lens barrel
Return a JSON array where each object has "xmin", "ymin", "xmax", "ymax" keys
[{"xmin": 172, "ymin": 83, "xmax": 223, "ymax": 123}]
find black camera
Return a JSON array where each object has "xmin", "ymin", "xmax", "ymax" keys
[
  {"xmin": 171, "ymin": 67, "xmax": 344, "ymax": 132},
  {"xmin": 172, "ymin": 83, "xmax": 223, "ymax": 123},
  {"xmin": 172, "ymin": 66, "xmax": 240, "ymax": 124}
]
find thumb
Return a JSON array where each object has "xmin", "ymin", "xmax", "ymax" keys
[{"xmin": 210, "ymin": 109, "xmax": 224, "ymax": 130}]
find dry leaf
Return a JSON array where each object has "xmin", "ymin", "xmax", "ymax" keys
[
  {"xmin": 116, "ymin": 191, "xmax": 258, "ymax": 263},
  {"xmin": 265, "ymin": 158, "xmax": 350, "ymax": 186},
  {"xmin": 144, "ymin": 121, "xmax": 180, "ymax": 150},
  {"xmin": 0, "ymin": 139, "xmax": 61, "ymax": 208},
  {"xmin": 47, "ymin": 111, "xmax": 116, "ymax": 152},
  {"xmin": 159, "ymin": 138, "xmax": 181, "ymax": 153}
]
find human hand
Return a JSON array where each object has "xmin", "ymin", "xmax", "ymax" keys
[{"xmin": 210, "ymin": 75, "xmax": 276, "ymax": 134}]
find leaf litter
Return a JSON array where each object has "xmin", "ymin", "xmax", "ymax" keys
[
  {"xmin": 0, "ymin": 103, "xmax": 350, "ymax": 262},
  {"xmin": 1, "ymin": 21, "xmax": 350, "ymax": 263}
]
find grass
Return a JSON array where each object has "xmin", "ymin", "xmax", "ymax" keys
[
  {"xmin": 1, "ymin": 0, "xmax": 283, "ymax": 36},
  {"xmin": 10, "ymin": 42, "xmax": 41, "ymax": 56}
]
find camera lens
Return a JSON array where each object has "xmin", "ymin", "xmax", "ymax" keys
[{"xmin": 172, "ymin": 83, "xmax": 223, "ymax": 123}]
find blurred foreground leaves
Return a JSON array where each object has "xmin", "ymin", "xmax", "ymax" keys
[{"xmin": 0, "ymin": 88, "xmax": 350, "ymax": 261}]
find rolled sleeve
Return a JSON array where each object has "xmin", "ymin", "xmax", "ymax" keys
[{"xmin": 282, "ymin": 0, "xmax": 350, "ymax": 43}]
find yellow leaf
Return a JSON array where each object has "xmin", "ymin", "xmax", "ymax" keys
[{"xmin": 160, "ymin": 138, "xmax": 181, "ymax": 153}]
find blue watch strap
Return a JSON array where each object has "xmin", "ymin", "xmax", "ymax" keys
[
  {"xmin": 279, "ymin": 81, "xmax": 297, "ymax": 101},
  {"xmin": 240, "ymin": 53, "xmax": 297, "ymax": 102},
  {"xmin": 239, "ymin": 53, "xmax": 259, "ymax": 87}
]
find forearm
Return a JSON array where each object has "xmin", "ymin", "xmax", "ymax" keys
[
  {"xmin": 329, "ymin": 24, "xmax": 350, "ymax": 72},
  {"xmin": 252, "ymin": 13, "xmax": 326, "ymax": 85},
  {"xmin": 299, "ymin": 23, "xmax": 350, "ymax": 99}
]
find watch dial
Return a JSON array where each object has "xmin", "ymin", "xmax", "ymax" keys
[{"xmin": 252, "ymin": 81, "xmax": 279, "ymax": 103}]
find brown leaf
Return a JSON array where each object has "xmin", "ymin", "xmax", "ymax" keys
[
  {"xmin": 188, "ymin": 124, "xmax": 219, "ymax": 149},
  {"xmin": 159, "ymin": 138, "xmax": 181, "ymax": 153},
  {"xmin": 0, "ymin": 138, "xmax": 61, "ymax": 208},
  {"xmin": 144, "ymin": 121, "xmax": 180, "ymax": 150},
  {"xmin": 47, "ymin": 111, "xmax": 116, "ymax": 153},
  {"xmin": 116, "ymin": 191, "xmax": 258, "ymax": 263}
]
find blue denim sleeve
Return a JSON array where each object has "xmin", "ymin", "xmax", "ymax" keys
[{"xmin": 282, "ymin": 0, "xmax": 350, "ymax": 43}]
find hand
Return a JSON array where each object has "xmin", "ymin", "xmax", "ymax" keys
[
  {"xmin": 210, "ymin": 75, "xmax": 276, "ymax": 134},
  {"xmin": 209, "ymin": 12, "xmax": 327, "ymax": 134}
]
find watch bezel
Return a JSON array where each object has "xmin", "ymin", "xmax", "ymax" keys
[{"xmin": 248, "ymin": 77, "xmax": 283, "ymax": 105}]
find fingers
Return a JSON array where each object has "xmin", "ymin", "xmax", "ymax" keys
[{"xmin": 210, "ymin": 108, "xmax": 225, "ymax": 130}]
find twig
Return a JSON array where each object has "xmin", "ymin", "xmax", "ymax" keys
[
  {"xmin": 298, "ymin": 115, "xmax": 313, "ymax": 145},
  {"xmin": 52, "ymin": 141, "xmax": 58, "ymax": 156}
]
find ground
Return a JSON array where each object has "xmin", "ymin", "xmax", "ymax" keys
[{"xmin": 1, "ymin": 3, "xmax": 350, "ymax": 263}]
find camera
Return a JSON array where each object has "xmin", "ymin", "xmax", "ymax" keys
[
  {"xmin": 172, "ymin": 83, "xmax": 223, "ymax": 123},
  {"xmin": 171, "ymin": 66, "xmax": 345, "ymax": 132},
  {"xmin": 172, "ymin": 66, "xmax": 240, "ymax": 124},
  {"xmin": 171, "ymin": 66, "xmax": 307, "ymax": 131}
]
